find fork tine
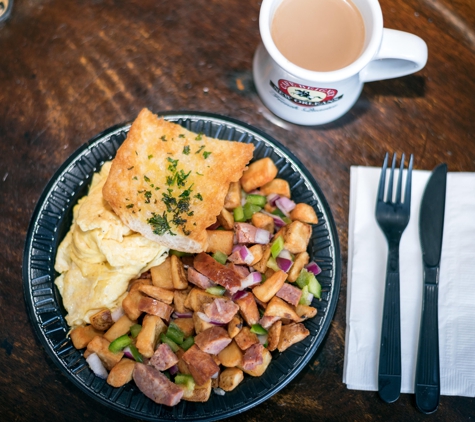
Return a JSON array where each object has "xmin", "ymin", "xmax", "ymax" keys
[
  {"xmin": 403, "ymin": 154, "xmax": 414, "ymax": 209},
  {"xmin": 377, "ymin": 153, "xmax": 389, "ymax": 202},
  {"xmin": 386, "ymin": 153, "xmax": 397, "ymax": 203},
  {"xmin": 395, "ymin": 153, "xmax": 405, "ymax": 203}
]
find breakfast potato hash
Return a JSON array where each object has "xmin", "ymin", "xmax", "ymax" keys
[{"xmin": 58, "ymin": 112, "xmax": 323, "ymax": 407}]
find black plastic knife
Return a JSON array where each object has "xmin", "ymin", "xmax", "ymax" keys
[{"xmin": 415, "ymin": 163, "xmax": 447, "ymax": 414}]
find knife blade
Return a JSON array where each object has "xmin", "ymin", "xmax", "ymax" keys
[{"xmin": 415, "ymin": 163, "xmax": 447, "ymax": 414}]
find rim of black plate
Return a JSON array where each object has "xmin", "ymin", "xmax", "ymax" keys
[{"xmin": 22, "ymin": 110, "xmax": 341, "ymax": 421}]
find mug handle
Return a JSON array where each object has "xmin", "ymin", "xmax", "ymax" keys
[{"xmin": 359, "ymin": 29, "xmax": 428, "ymax": 83}]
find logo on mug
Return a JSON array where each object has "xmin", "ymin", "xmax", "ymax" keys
[{"xmin": 271, "ymin": 79, "xmax": 343, "ymax": 107}]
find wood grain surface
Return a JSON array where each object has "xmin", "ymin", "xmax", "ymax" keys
[{"xmin": 1, "ymin": 0, "xmax": 474, "ymax": 421}]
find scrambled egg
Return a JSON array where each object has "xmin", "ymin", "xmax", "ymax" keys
[{"xmin": 54, "ymin": 161, "xmax": 168, "ymax": 328}]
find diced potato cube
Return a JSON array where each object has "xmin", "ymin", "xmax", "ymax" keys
[
  {"xmin": 70, "ymin": 325, "xmax": 103, "ymax": 349},
  {"xmin": 171, "ymin": 255, "xmax": 188, "ymax": 290},
  {"xmin": 219, "ymin": 367, "xmax": 244, "ymax": 392},
  {"xmin": 234, "ymin": 326, "xmax": 259, "ymax": 350},
  {"xmin": 277, "ymin": 323, "xmax": 310, "ymax": 352},
  {"xmin": 182, "ymin": 379, "xmax": 212, "ymax": 402},
  {"xmin": 172, "ymin": 317, "xmax": 195, "ymax": 338},
  {"xmin": 224, "ymin": 181, "xmax": 242, "ymax": 210},
  {"xmin": 252, "ymin": 244, "xmax": 272, "ymax": 273},
  {"xmin": 264, "ymin": 296, "xmax": 300, "ymax": 322},
  {"xmin": 104, "ymin": 315, "xmax": 136, "ymax": 342},
  {"xmin": 252, "ymin": 270, "xmax": 288, "ymax": 303},
  {"xmin": 228, "ymin": 314, "xmax": 244, "ymax": 338},
  {"xmin": 234, "ymin": 292, "xmax": 260, "ymax": 326},
  {"xmin": 218, "ymin": 340, "xmax": 243, "ymax": 367},
  {"xmin": 241, "ymin": 158, "xmax": 278, "ymax": 193},
  {"xmin": 90, "ymin": 309, "xmax": 113, "ymax": 331},
  {"xmin": 251, "ymin": 212, "xmax": 274, "ymax": 233},
  {"xmin": 238, "ymin": 347, "xmax": 272, "ymax": 377},
  {"xmin": 150, "ymin": 257, "xmax": 174, "ymax": 289},
  {"xmin": 86, "ymin": 336, "xmax": 123, "ymax": 370},
  {"xmin": 206, "ymin": 230, "xmax": 234, "ymax": 255},
  {"xmin": 135, "ymin": 315, "xmax": 166, "ymax": 358},
  {"xmin": 217, "ymin": 207, "xmax": 234, "ymax": 230},
  {"xmin": 249, "ymin": 244, "xmax": 264, "ymax": 266},
  {"xmin": 107, "ymin": 358, "xmax": 135, "ymax": 387},
  {"xmin": 267, "ymin": 320, "xmax": 282, "ymax": 352},
  {"xmin": 260, "ymin": 178, "xmax": 290, "ymax": 198},
  {"xmin": 290, "ymin": 203, "xmax": 318, "ymax": 224},
  {"xmin": 184, "ymin": 287, "xmax": 221, "ymax": 313},
  {"xmin": 138, "ymin": 284, "xmax": 174, "ymax": 304},
  {"xmin": 122, "ymin": 289, "xmax": 145, "ymax": 321},
  {"xmin": 192, "ymin": 311, "xmax": 215, "ymax": 334},
  {"xmin": 174, "ymin": 288, "xmax": 192, "ymax": 314},
  {"xmin": 176, "ymin": 348, "xmax": 191, "ymax": 375},
  {"xmin": 296, "ymin": 304, "xmax": 317, "ymax": 320},
  {"xmin": 287, "ymin": 251, "xmax": 310, "ymax": 283},
  {"xmin": 282, "ymin": 220, "xmax": 312, "ymax": 254}
]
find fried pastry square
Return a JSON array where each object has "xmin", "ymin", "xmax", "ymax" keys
[{"xmin": 103, "ymin": 108, "xmax": 254, "ymax": 253}]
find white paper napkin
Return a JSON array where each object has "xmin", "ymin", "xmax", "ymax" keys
[{"xmin": 344, "ymin": 166, "xmax": 475, "ymax": 397}]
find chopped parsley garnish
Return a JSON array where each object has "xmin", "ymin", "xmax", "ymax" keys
[
  {"xmin": 195, "ymin": 133, "xmax": 203, "ymax": 141},
  {"xmin": 167, "ymin": 157, "xmax": 179, "ymax": 171},
  {"xmin": 183, "ymin": 145, "xmax": 190, "ymax": 155},
  {"xmin": 160, "ymin": 135, "xmax": 167, "ymax": 142},
  {"xmin": 148, "ymin": 154, "xmax": 153, "ymax": 159},
  {"xmin": 179, "ymin": 134, "xmax": 185, "ymax": 138},
  {"xmin": 133, "ymin": 176, "xmax": 138, "ymax": 180},
  {"xmin": 144, "ymin": 191, "xmax": 152, "ymax": 203},
  {"xmin": 176, "ymin": 170, "xmax": 191, "ymax": 187},
  {"xmin": 194, "ymin": 193, "xmax": 203, "ymax": 201},
  {"xmin": 147, "ymin": 212, "xmax": 175, "ymax": 236},
  {"xmin": 203, "ymin": 151, "xmax": 212, "ymax": 159},
  {"xmin": 127, "ymin": 166, "xmax": 134, "ymax": 170},
  {"xmin": 144, "ymin": 175, "xmax": 151, "ymax": 183},
  {"xmin": 126, "ymin": 204, "xmax": 134, "ymax": 209},
  {"xmin": 196, "ymin": 172, "xmax": 203, "ymax": 176},
  {"xmin": 196, "ymin": 145, "xmax": 205, "ymax": 154}
]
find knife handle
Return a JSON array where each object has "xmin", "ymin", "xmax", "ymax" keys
[
  {"xmin": 415, "ymin": 280, "xmax": 440, "ymax": 414},
  {"xmin": 378, "ymin": 264, "xmax": 401, "ymax": 403}
]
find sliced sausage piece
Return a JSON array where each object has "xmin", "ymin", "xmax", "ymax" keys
[
  {"xmin": 182, "ymin": 345, "xmax": 219, "ymax": 385},
  {"xmin": 227, "ymin": 263, "xmax": 250, "ymax": 279},
  {"xmin": 187, "ymin": 267, "xmax": 215, "ymax": 290},
  {"xmin": 276, "ymin": 283, "xmax": 302, "ymax": 307},
  {"xmin": 149, "ymin": 343, "xmax": 179, "ymax": 371},
  {"xmin": 242, "ymin": 343, "xmax": 264, "ymax": 371},
  {"xmin": 193, "ymin": 253, "xmax": 242, "ymax": 294},
  {"xmin": 138, "ymin": 296, "xmax": 174, "ymax": 321},
  {"xmin": 203, "ymin": 298, "xmax": 239, "ymax": 324},
  {"xmin": 195, "ymin": 326, "xmax": 232, "ymax": 355},
  {"xmin": 234, "ymin": 223, "xmax": 258, "ymax": 244},
  {"xmin": 133, "ymin": 363, "xmax": 184, "ymax": 406},
  {"xmin": 259, "ymin": 315, "xmax": 281, "ymax": 329}
]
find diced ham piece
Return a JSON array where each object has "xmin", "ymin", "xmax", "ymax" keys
[
  {"xmin": 194, "ymin": 253, "xmax": 242, "ymax": 294},
  {"xmin": 203, "ymin": 298, "xmax": 239, "ymax": 324},
  {"xmin": 149, "ymin": 343, "xmax": 179, "ymax": 371},
  {"xmin": 259, "ymin": 315, "xmax": 281, "ymax": 329},
  {"xmin": 228, "ymin": 263, "xmax": 250, "ymax": 279},
  {"xmin": 194, "ymin": 326, "xmax": 232, "ymax": 355},
  {"xmin": 242, "ymin": 343, "xmax": 264, "ymax": 371},
  {"xmin": 187, "ymin": 267, "xmax": 215, "ymax": 289},
  {"xmin": 138, "ymin": 296, "xmax": 173, "ymax": 321},
  {"xmin": 234, "ymin": 223, "xmax": 259, "ymax": 244},
  {"xmin": 276, "ymin": 283, "xmax": 303, "ymax": 307},
  {"xmin": 133, "ymin": 363, "xmax": 184, "ymax": 406},
  {"xmin": 182, "ymin": 345, "xmax": 219, "ymax": 385}
]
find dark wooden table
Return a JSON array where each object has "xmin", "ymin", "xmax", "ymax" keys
[{"xmin": 1, "ymin": 0, "xmax": 474, "ymax": 420}]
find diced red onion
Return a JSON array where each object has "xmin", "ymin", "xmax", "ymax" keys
[
  {"xmin": 275, "ymin": 197, "xmax": 296, "ymax": 217},
  {"xmin": 169, "ymin": 364, "xmax": 179, "ymax": 376},
  {"xmin": 232, "ymin": 244, "xmax": 243, "ymax": 253},
  {"xmin": 266, "ymin": 193, "xmax": 280, "ymax": 207},
  {"xmin": 249, "ymin": 189, "xmax": 262, "ymax": 195},
  {"xmin": 306, "ymin": 261, "xmax": 322, "ymax": 276},
  {"xmin": 276, "ymin": 257, "xmax": 293, "ymax": 273},
  {"xmin": 111, "ymin": 306, "xmax": 125, "ymax": 322},
  {"xmin": 239, "ymin": 246, "xmax": 254, "ymax": 265},
  {"xmin": 197, "ymin": 312, "xmax": 226, "ymax": 326},
  {"xmin": 254, "ymin": 228, "xmax": 272, "ymax": 244},
  {"xmin": 172, "ymin": 311, "xmax": 193, "ymax": 319},
  {"xmin": 278, "ymin": 249, "xmax": 293, "ymax": 261},
  {"xmin": 261, "ymin": 210, "xmax": 286, "ymax": 229},
  {"xmin": 305, "ymin": 292, "xmax": 314, "ymax": 304},
  {"xmin": 86, "ymin": 353, "xmax": 108, "ymax": 379},
  {"xmin": 240, "ymin": 272, "xmax": 262, "ymax": 290},
  {"xmin": 232, "ymin": 290, "xmax": 248, "ymax": 301},
  {"xmin": 257, "ymin": 334, "xmax": 268, "ymax": 345},
  {"xmin": 123, "ymin": 346, "xmax": 134, "ymax": 360},
  {"xmin": 213, "ymin": 387, "xmax": 226, "ymax": 396}
]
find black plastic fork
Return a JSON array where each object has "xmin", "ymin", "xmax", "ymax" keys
[{"xmin": 375, "ymin": 152, "xmax": 414, "ymax": 403}]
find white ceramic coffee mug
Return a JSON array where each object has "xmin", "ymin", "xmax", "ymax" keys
[{"xmin": 253, "ymin": 0, "xmax": 428, "ymax": 126}]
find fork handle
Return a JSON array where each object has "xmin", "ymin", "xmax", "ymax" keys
[
  {"xmin": 378, "ymin": 245, "xmax": 402, "ymax": 403},
  {"xmin": 415, "ymin": 279, "xmax": 440, "ymax": 414}
]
